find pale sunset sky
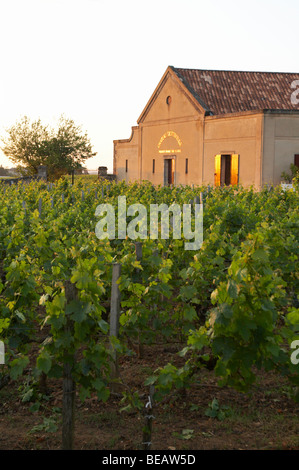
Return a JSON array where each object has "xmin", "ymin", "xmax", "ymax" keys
[{"xmin": 0, "ymin": 0, "xmax": 298, "ymax": 172}]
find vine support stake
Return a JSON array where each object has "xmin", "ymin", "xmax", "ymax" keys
[
  {"xmin": 62, "ymin": 281, "xmax": 77, "ymax": 450},
  {"xmin": 135, "ymin": 242, "xmax": 144, "ymax": 358},
  {"xmin": 38, "ymin": 198, "xmax": 42, "ymax": 218},
  {"xmin": 109, "ymin": 263, "xmax": 121, "ymax": 392},
  {"xmin": 135, "ymin": 241, "xmax": 142, "ymax": 265},
  {"xmin": 142, "ymin": 385, "xmax": 155, "ymax": 450}
]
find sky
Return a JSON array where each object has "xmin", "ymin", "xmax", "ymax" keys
[{"xmin": 0, "ymin": 0, "xmax": 298, "ymax": 172}]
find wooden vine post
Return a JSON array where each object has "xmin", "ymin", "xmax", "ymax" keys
[
  {"xmin": 142, "ymin": 385, "xmax": 155, "ymax": 450},
  {"xmin": 135, "ymin": 241, "xmax": 142, "ymax": 264},
  {"xmin": 135, "ymin": 242, "xmax": 144, "ymax": 358},
  {"xmin": 38, "ymin": 198, "xmax": 42, "ymax": 218},
  {"xmin": 109, "ymin": 263, "xmax": 121, "ymax": 393},
  {"xmin": 62, "ymin": 281, "xmax": 77, "ymax": 450}
]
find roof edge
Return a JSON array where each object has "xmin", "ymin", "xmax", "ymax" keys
[
  {"xmin": 171, "ymin": 66, "xmax": 212, "ymax": 114},
  {"xmin": 137, "ymin": 66, "xmax": 209, "ymax": 124},
  {"xmin": 172, "ymin": 66, "xmax": 299, "ymax": 75}
]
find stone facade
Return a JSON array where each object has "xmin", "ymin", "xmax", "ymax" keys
[{"xmin": 114, "ymin": 66, "xmax": 299, "ymax": 188}]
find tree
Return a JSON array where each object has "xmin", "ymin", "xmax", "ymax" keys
[
  {"xmin": 1, "ymin": 115, "xmax": 97, "ymax": 181},
  {"xmin": 0, "ymin": 166, "xmax": 9, "ymax": 176}
]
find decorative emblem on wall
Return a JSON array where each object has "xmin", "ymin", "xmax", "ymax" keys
[{"xmin": 158, "ymin": 131, "xmax": 182, "ymax": 154}]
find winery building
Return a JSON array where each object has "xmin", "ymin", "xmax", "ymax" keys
[{"xmin": 113, "ymin": 66, "xmax": 299, "ymax": 187}]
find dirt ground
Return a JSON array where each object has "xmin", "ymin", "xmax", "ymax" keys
[{"xmin": 0, "ymin": 344, "xmax": 298, "ymax": 451}]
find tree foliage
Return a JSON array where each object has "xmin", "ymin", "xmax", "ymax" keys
[
  {"xmin": 1, "ymin": 115, "xmax": 96, "ymax": 181},
  {"xmin": 0, "ymin": 166, "xmax": 9, "ymax": 176}
]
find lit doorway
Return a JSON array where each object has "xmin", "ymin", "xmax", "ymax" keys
[
  {"xmin": 220, "ymin": 155, "xmax": 231, "ymax": 186},
  {"xmin": 164, "ymin": 158, "xmax": 175, "ymax": 186},
  {"xmin": 214, "ymin": 154, "xmax": 239, "ymax": 186}
]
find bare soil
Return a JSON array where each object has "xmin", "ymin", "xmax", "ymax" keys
[{"xmin": 0, "ymin": 344, "xmax": 298, "ymax": 451}]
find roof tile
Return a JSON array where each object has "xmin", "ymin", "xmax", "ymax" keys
[{"xmin": 172, "ymin": 67, "xmax": 299, "ymax": 115}]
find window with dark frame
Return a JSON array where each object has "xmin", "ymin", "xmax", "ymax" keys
[
  {"xmin": 295, "ymin": 154, "xmax": 299, "ymax": 168},
  {"xmin": 185, "ymin": 158, "xmax": 188, "ymax": 174},
  {"xmin": 153, "ymin": 159, "xmax": 155, "ymax": 173},
  {"xmin": 125, "ymin": 159, "xmax": 128, "ymax": 173}
]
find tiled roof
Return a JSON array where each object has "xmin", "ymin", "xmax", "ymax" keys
[{"xmin": 172, "ymin": 67, "xmax": 299, "ymax": 115}]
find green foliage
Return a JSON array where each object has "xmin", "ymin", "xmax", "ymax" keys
[
  {"xmin": 205, "ymin": 398, "xmax": 232, "ymax": 421},
  {"xmin": 1, "ymin": 115, "xmax": 96, "ymax": 181},
  {"xmin": 281, "ymin": 163, "xmax": 299, "ymax": 183},
  {"xmin": 0, "ymin": 178, "xmax": 298, "ymax": 416},
  {"xmin": 10, "ymin": 356, "xmax": 30, "ymax": 380},
  {"xmin": 172, "ymin": 429, "xmax": 194, "ymax": 440},
  {"xmin": 208, "ymin": 233, "xmax": 288, "ymax": 391},
  {"xmin": 29, "ymin": 414, "xmax": 60, "ymax": 434}
]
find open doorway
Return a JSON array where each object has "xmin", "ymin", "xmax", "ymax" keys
[
  {"xmin": 214, "ymin": 154, "xmax": 239, "ymax": 186},
  {"xmin": 164, "ymin": 158, "xmax": 175, "ymax": 186},
  {"xmin": 220, "ymin": 155, "xmax": 231, "ymax": 186}
]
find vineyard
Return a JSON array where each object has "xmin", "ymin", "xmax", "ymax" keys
[{"xmin": 0, "ymin": 177, "xmax": 298, "ymax": 450}]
